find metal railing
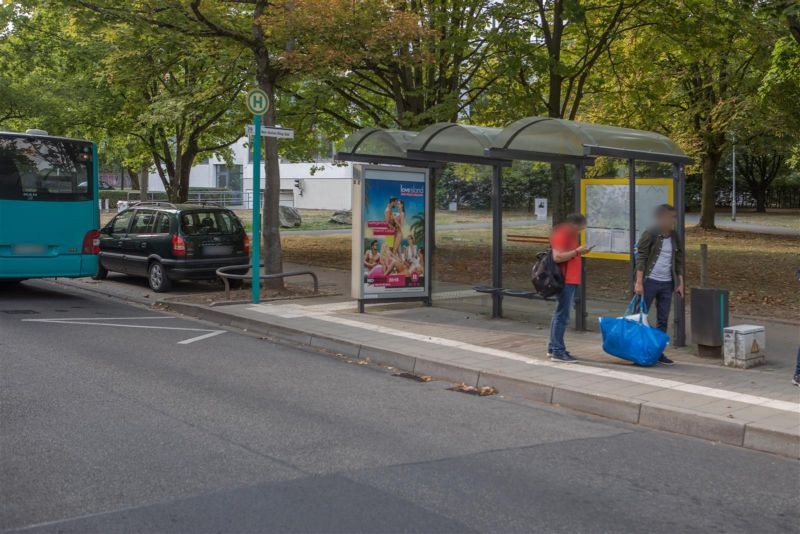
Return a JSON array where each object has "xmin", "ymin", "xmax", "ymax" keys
[
  {"xmin": 126, "ymin": 190, "xmax": 246, "ymax": 207},
  {"xmin": 216, "ymin": 264, "xmax": 319, "ymax": 300}
]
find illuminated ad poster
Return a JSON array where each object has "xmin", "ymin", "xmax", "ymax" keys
[{"xmin": 352, "ymin": 166, "xmax": 429, "ymax": 300}]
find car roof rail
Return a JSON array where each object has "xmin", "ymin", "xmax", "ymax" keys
[{"xmin": 131, "ymin": 201, "xmax": 179, "ymax": 209}]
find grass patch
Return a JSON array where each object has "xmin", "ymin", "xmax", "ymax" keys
[{"xmin": 234, "ymin": 209, "xmax": 351, "ymax": 232}]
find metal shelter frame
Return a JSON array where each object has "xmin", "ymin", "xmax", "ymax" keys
[{"xmin": 336, "ymin": 117, "xmax": 692, "ymax": 346}]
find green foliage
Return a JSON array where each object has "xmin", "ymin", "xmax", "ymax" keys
[
  {"xmin": 435, "ymin": 162, "xmax": 554, "ymax": 210},
  {"xmin": 3, "ymin": 0, "xmax": 798, "ymax": 219}
]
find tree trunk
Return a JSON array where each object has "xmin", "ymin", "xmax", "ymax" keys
[
  {"xmin": 127, "ymin": 167, "xmax": 140, "ymax": 190},
  {"xmin": 138, "ymin": 164, "xmax": 149, "ymax": 202},
  {"xmin": 698, "ymin": 150, "xmax": 721, "ymax": 229},
  {"xmin": 177, "ymin": 150, "xmax": 196, "ymax": 203},
  {"xmin": 755, "ymin": 190, "xmax": 767, "ymax": 213},
  {"xmin": 257, "ymin": 77, "xmax": 284, "ymax": 288},
  {"xmin": 550, "ymin": 163, "xmax": 568, "ymax": 225}
]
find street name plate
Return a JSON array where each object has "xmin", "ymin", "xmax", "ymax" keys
[{"xmin": 245, "ymin": 124, "xmax": 295, "ymax": 139}]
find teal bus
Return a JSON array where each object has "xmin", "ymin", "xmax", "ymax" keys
[{"xmin": 0, "ymin": 130, "xmax": 100, "ymax": 282}]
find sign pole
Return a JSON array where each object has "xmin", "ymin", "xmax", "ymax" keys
[
  {"xmin": 251, "ymin": 112, "xmax": 262, "ymax": 304},
  {"xmin": 245, "ymin": 88, "xmax": 270, "ymax": 304}
]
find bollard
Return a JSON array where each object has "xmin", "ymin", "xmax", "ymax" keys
[{"xmin": 699, "ymin": 243, "xmax": 708, "ymax": 288}]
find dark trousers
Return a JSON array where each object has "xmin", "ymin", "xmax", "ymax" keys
[
  {"xmin": 644, "ymin": 278, "xmax": 673, "ymax": 333},
  {"xmin": 548, "ymin": 284, "xmax": 577, "ymax": 356},
  {"xmin": 795, "ymin": 347, "xmax": 800, "ymax": 377}
]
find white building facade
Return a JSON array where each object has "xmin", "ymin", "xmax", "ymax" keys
[{"xmin": 146, "ymin": 138, "xmax": 353, "ymax": 210}]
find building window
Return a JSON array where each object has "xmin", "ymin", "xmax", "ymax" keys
[
  {"xmin": 214, "ymin": 164, "xmax": 243, "ymax": 191},
  {"xmin": 279, "ymin": 188, "xmax": 295, "ymax": 207}
]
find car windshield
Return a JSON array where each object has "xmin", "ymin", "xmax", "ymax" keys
[{"xmin": 180, "ymin": 210, "xmax": 241, "ymax": 236}]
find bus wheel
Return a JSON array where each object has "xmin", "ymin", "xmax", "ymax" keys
[
  {"xmin": 148, "ymin": 262, "xmax": 172, "ymax": 292},
  {"xmin": 92, "ymin": 263, "xmax": 108, "ymax": 280}
]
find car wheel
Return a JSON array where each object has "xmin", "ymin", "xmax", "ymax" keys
[
  {"xmin": 148, "ymin": 262, "xmax": 172, "ymax": 292},
  {"xmin": 92, "ymin": 263, "xmax": 109, "ymax": 280}
]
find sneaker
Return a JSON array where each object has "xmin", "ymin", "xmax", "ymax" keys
[
  {"xmin": 793, "ymin": 374, "xmax": 800, "ymax": 387},
  {"xmin": 550, "ymin": 353, "xmax": 577, "ymax": 363},
  {"xmin": 658, "ymin": 355, "xmax": 675, "ymax": 366}
]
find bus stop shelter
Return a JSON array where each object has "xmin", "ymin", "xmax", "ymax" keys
[{"xmin": 336, "ymin": 117, "xmax": 692, "ymax": 346}]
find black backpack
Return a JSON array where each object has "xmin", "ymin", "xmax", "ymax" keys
[{"xmin": 531, "ymin": 249, "xmax": 564, "ymax": 297}]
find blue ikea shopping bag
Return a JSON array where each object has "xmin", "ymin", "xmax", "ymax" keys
[{"xmin": 599, "ymin": 297, "xmax": 669, "ymax": 366}]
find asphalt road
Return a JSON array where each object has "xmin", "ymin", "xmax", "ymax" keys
[{"xmin": 1, "ymin": 280, "xmax": 798, "ymax": 534}]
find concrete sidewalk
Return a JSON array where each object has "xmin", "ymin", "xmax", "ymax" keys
[{"xmin": 160, "ymin": 294, "xmax": 800, "ymax": 459}]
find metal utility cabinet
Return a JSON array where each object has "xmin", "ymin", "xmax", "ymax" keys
[{"xmin": 723, "ymin": 325, "xmax": 766, "ymax": 369}]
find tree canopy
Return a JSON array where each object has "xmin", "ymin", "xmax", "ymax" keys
[{"xmin": 1, "ymin": 0, "xmax": 797, "ymax": 237}]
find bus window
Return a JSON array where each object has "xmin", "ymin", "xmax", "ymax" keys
[{"xmin": 0, "ymin": 136, "xmax": 92, "ymax": 201}]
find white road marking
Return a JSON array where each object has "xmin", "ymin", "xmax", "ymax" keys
[
  {"xmin": 23, "ymin": 319, "xmax": 209, "ymax": 331},
  {"xmin": 177, "ymin": 330, "xmax": 226, "ymax": 345},
  {"xmin": 23, "ymin": 317, "xmax": 225, "ymax": 345},
  {"xmin": 249, "ymin": 303, "xmax": 800, "ymax": 414},
  {"xmin": 23, "ymin": 316, "xmax": 176, "ymax": 321}
]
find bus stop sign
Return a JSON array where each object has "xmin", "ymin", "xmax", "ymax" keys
[{"xmin": 246, "ymin": 89, "xmax": 270, "ymax": 116}]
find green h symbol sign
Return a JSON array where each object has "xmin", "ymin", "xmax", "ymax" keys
[{"xmin": 246, "ymin": 89, "xmax": 269, "ymax": 115}]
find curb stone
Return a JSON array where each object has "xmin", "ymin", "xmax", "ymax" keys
[
  {"xmin": 107, "ymin": 298, "xmax": 797, "ymax": 460},
  {"xmin": 639, "ymin": 403, "xmax": 746, "ymax": 447},
  {"xmin": 552, "ymin": 387, "xmax": 642, "ymax": 424},
  {"xmin": 744, "ymin": 423, "xmax": 800, "ymax": 458}
]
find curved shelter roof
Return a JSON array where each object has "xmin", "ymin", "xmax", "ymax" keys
[
  {"xmin": 336, "ymin": 117, "xmax": 690, "ymax": 167},
  {"xmin": 405, "ymin": 123, "xmax": 508, "ymax": 166},
  {"xmin": 488, "ymin": 117, "xmax": 690, "ymax": 164},
  {"xmin": 336, "ymin": 127, "xmax": 435, "ymax": 167}
]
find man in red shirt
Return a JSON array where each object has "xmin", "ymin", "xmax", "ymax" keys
[{"xmin": 548, "ymin": 214, "xmax": 592, "ymax": 362}]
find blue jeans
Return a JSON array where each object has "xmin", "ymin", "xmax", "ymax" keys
[
  {"xmin": 548, "ymin": 284, "xmax": 577, "ymax": 356},
  {"xmin": 643, "ymin": 278, "xmax": 673, "ymax": 333}
]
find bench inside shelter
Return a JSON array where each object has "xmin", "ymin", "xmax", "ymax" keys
[{"xmin": 473, "ymin": 233, "xmax": 552, "ymax": 301}]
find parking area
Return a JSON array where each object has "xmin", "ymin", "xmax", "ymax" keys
[
  {"xmin": 0, "ymin": 280, "xmax": 228, "ymax": 346},
  {"xmin": 50, "ymin": 272, "xmax": 229, "ymax": 305}
]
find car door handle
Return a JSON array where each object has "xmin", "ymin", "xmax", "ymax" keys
[{"xmin": 140, "ymin": 242, "xmax": 147, "ymax": 248}]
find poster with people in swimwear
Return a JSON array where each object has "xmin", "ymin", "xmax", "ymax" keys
[{"xmin": 361, "ymin": 168, "xmax": 428, "ymax": 298}]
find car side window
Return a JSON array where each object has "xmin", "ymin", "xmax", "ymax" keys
[
  {"xmin": 111, "ymin": 211, "xmax": 133, "ymax": 234},
  {"xmin": 154, "ymin": 213, "xmax": 172, "ymax": 234},
  {"xmin": 130, "ymin": 210, "xmax": 156, "ymax": 234}
]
